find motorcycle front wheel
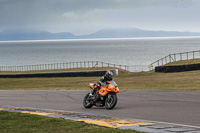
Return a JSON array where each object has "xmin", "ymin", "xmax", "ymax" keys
[
  {"xmin": 83, "ymin": 93, "xmax": 93, "ymax": 108},
  {"xmin": 105, "ymin": 93, "xmax": 117, "ymax": 109}
]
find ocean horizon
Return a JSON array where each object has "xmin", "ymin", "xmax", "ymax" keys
[{"xmin": 1, "ymin": 36, "xmax": 200, "ymax": 42}]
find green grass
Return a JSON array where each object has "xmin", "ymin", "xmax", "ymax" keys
[
  {"xmin": 1, "ymin": 63, "xmax": 200, "ymax": 90},
  {"xmin": 0, "ymin": 69, "xmax": 200, "ymax": 90},
  {"xmin": 0, "ymin": 111, "xmax": 144, "ymax": 133},
  {"xmin": 164, "ymin": 58, "xmax": 200, "ymax": 66}
]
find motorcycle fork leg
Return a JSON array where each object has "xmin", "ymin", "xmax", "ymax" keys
[{"xmin": 94, "ymin": 92, "xmax": 100, "ymax": 102}]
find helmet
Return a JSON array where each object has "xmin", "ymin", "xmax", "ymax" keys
[{"xmin": 105, "ymin": 70, "xmax": 113, "ymax": 80}]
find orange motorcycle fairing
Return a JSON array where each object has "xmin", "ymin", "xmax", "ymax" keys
[
  {"xmin": 89, "ymin": 83, "xmax": 96, "ymax": 89},
  {"xmin": 89, "ymin": 81, "xmax": 119, "ymax": 96}
]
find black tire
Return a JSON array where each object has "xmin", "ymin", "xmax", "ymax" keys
[
  {"xmin": 83, "ymin": 93, "xmax": 93, "ymax": 108},
  {"xmin": 105, "ymin": 93, "xmax": 117, "ymax": 109}
]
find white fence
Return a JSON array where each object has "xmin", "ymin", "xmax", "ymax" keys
[
  {"xmin": 149, "ymin": 50, "xmax": 200, "ymax": 70},
  {"xmin": 0, "ymin": 61, "xmax": 129, "ymax": 72}
]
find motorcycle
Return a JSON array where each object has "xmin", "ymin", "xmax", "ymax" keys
[{"xmin": 83, "ymin": 80, "xmax": 119, "ymax": 109}]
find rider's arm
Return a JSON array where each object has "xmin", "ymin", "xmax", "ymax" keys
[{"xmin": 96, "ymin": 76, "xmax": 105, "ymax": 89}]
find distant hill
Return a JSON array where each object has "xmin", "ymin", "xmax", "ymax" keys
[
  {"xmin": 0, "ymin": 28, "xmax": 200, "ymax": 41},
  {"xmin": 78, "ymin": 28, "xmax": 200, "ymax": 39},
  {"xmin": 0, "ymin": 30, "xmax": 75, "ymax": 41}
]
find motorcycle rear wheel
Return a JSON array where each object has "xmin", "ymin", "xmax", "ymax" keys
[
  {"xmin": 105, "ymin": 93, "xmax": 117, "ymax": 109},
  {"xmin": 83, "ymin": 93, "xmax": 93, "ymax": 108}
]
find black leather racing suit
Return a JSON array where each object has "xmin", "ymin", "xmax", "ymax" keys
[
  {"xmin": 92, "ymin": 76, "xmax": 113, "ymax": 102},
  {"xmin": 96, "ymin": 75, "xmax": 113, "ymax": 88}
]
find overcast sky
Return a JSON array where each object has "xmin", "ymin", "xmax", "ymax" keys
[{"xmin": 0, "ymin": 0, "xmax": 200, "ymax": 35}]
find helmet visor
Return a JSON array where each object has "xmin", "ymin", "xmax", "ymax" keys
[{"xmin": 107, "ymin": 74, "xmax": 113, "ymax": 80}]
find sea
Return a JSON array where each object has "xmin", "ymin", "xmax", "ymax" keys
[{"xmin": 1, "ymin": 36, "xmax": 200, "ymax": 72}]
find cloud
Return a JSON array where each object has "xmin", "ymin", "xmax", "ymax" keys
[{"xmin": 0, "ymin": 0, "xmax": 200, "ymax": 34}]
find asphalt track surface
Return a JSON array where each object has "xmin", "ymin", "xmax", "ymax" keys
[{"xmin": 0, "ymin": 90, "xmax": 199, "ymax": 127}]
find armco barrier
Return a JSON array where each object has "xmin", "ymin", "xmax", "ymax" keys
[
  {"xmin": 155, "ymin": 64, "xmax": 200, "ymax": 73},
  {"xmin": 0, "ymin": 69, "xmax": 118, "ymax": 78}
]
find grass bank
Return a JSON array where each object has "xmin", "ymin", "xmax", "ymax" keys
[
  {"xmin": 0, "ymin": 67, "xmax": 115, "ymax": 74},
  {"xmin": 0, "ymin": 67, "xmax": 200, "ymax": 90},
  {"xmin": 164, "ymin": 58, "xmax": 200, "ymax": 66},
  {"xmin": 0, "ymin": 111, "xmax": 143, "ymax": 133}
]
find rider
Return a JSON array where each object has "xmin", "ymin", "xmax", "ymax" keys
[{"xmin": 91, "ymin": 70, "xmax": 114, "ymax": 95}]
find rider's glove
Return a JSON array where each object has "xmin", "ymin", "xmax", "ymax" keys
[{"xmin": 96, "ymin": 82, "xmax": 101, "ymax": 89}]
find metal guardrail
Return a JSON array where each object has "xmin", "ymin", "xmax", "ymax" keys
[
  {"xmin": 149, "ymin": 50, "xmax": 200, "ymax": 70},
  {"xmin": 0, "ymin": 61, "xmax": 129, "ymax": 72}
]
